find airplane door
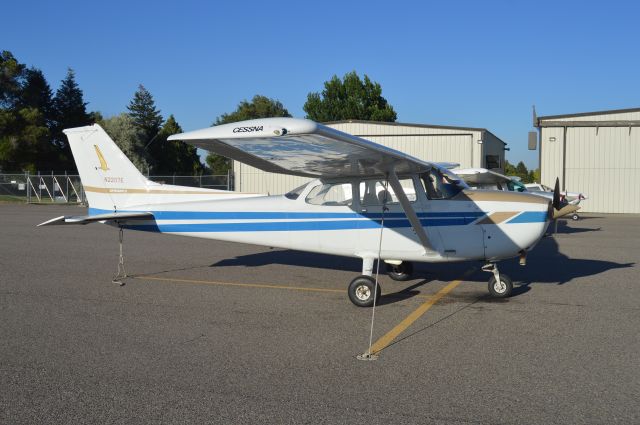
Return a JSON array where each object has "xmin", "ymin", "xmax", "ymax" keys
[{"xmin": 356, "ymin": 177, "xmax": 443, "ymax": 258}]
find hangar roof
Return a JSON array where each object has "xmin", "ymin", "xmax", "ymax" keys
[
  {"xmin": 537, "ymin": 106, "xmax": 640, "ymax": 120},
  {"xmin": 325, "ymin": 120, "xmax": 506, "ymax": 145}
]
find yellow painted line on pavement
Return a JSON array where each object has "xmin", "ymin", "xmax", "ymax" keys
[
  {"xmin": 134, "ymin": 275, "xmax": 345, "ymax": 294},
  {"xmin": 368, "ymin": 268, "xmax": 475, "ymax": 355}
]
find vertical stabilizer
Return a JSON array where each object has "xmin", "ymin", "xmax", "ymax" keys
[{"xmin": 64, "ymin": 124, "xmax": 149, "ymax": 211}]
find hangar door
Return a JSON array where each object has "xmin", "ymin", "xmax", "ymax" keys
[{"xmin": 564, "ymin": 127, "xmax": 640, "ymax": 213}]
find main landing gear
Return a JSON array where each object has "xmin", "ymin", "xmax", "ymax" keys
[
  {"xmin": 482, "ymin": 263, "xmax": 513, "ymax": 298},
  {"xmin": 348, "ymin": 257, "xmax": 383, "ymax": 307},
  {"xmin": 348, "ymin": 276, "xmax": 380, "ymax": 307},
  {"xmin": 347, "ymin": 259, "xmax": 416, "ymax": 307}
]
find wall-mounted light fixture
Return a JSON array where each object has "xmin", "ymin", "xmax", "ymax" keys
[
  {"xmin": 549, "ymin": 136, "xmax": 556, "ymax": 142},
  {"xmin": 477, "ymin": 139, "xmax": 483, "ymax": 144}
]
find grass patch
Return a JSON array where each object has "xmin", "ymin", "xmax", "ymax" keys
[{"xmin": 0, "ymin": 195, "xmax": 26, "ymax": 203}]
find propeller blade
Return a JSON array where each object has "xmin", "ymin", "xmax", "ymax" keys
[{"xmin": 552, "ymin": 177, "xmax": 561, "ymax": 210}]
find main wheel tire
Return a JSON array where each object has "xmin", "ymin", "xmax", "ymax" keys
[
  {"xmin": 488, "ymin": 274, "xmax": 513, "ymax": 298},
  {"xmin": 348, "ymin": 276, "xmax": 381, "ymax": 307},
  {"xmin": 386, "ymin": 262, "xmax": 413, "ymax": 281},
  {"xmin": 571, "ymin": 213, "xmax": 580, "ymax": 221}
]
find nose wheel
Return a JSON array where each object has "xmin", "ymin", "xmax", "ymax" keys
[{"xmin": 482, "ymin": 263, "xmax": 513, "ymax": 298}]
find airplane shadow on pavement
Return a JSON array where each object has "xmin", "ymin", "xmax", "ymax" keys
[{"xmin": 211, "ymin": 226, "xmax": 634, "ymax": 299}]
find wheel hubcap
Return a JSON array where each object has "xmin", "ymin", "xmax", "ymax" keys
[
  {"xmin": 494, "ymin": 279, "xmax": 506, "ymax": 293},
  {"xmin": 355, "ymin": 284, "xmax": 371, "ymax": 301}
]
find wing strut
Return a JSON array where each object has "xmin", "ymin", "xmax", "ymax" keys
[{"xmin": 387, "ymin": 170, "xmax": 435, "ymax": 254}]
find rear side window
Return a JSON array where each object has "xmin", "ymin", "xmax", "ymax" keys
[{"xmin": 305, "ymin": 183, "xmax": 353, "ymax": 206}]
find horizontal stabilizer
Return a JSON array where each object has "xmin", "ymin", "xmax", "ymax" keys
[
  {"xmin": 37, "ymin": 212, "xmax": 154, "ymax": 226},
  {"xmin": 435, "ymin": 162, "xmax": 460, "ymax": 170}
]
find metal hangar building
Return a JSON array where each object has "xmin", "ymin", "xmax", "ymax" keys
[
  {"xmin": 536, "ymin": 107, "xmax": 640, "ymax": 213},
  {"xmin": 232, "ymin": 120, "xmax": 507, "ymax": 195}
]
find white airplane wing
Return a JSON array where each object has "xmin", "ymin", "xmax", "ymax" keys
[
  {"xmin": 168, "ymin": 118, "xmax": 437, "ymax": 178},
  {"xmin": 170, "ymin": 117, "xmax": 445, "ymax": 253}
]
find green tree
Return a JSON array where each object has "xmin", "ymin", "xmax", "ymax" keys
[
  {"xmin": 504, "ymin": 160, "xmax": 536, "ymax": 183},
  {"xmin": 530, "ymin": 168, "xmax": 541, "ymax": 183},
  {"xmin": 214, "ymin": 95, "xmax": 291, "ymax": 125},
  {"xmin": 52, "ymin": 68, "xmax": 92, "ymax": 171},
  {"xmin": 19, "ymin": 69, "xmax": 54, "ymax": 118},
  {"xmin": 127, "ymin": 84, "xmax": 163, "ymax": 145},
  {"xmin": 504, "ymin": 160, "xmax": 517, "ymax": 176},
  {"xmin": 0, "ymin": 53, "xmax": 54, "ymax": 172},
  {"xmin": 100, "ymin": 113, "xmax": 149, "ymax": 172},
  {"xmin": 206, "ymin": 95, "xmax": 291, "ymax": 173},
  {"xmin": 127, "ymin": 84, "xmax": 170, "ymax": 173},
  {"xmin": 0, "ymin": 51, "xmax": 25, "ymax": 109},
  {"xmin": 153, "ymin": 115, "xmax": 204, "ymax": 175},
  {"xmin": 303, "ymin": 71, "xmax": 397, "ymax": 122}
]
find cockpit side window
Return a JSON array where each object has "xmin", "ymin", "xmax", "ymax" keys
[
  {"xmin": 358, "ymin": 179, "xmax": 417, "ymax": 206},
  {"xmin": 420, "ymin": 168, "xmax": 463, "ymax": 200},
  {"xmin": 305, "ymin": 182, "xmax": 353, "ymax": 206}
]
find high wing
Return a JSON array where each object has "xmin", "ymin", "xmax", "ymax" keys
[
  {"xmin": 168, "ymin": 118, "xmax": 436, "ymax": 178},
  {"xmin": 38, "ymin": 212, "xmax": 154, "ymax": 226},
  {"xmin": 169, "ymin": 117, "xmax": 439, "ymax": 253}
]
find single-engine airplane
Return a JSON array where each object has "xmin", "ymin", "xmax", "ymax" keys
[{"xmin": 39, "ymin": 118, "xmax": 554, "ymax": 306}]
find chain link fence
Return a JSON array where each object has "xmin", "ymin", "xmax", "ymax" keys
[{"xmin": 0, "ymin": 173, "xmax": 230, "ymax": 204}]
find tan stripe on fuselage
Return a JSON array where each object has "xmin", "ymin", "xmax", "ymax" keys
[
  {"xmin": 475, "ymin": 211, "xmax": 519, "ymax": 225},
  {"xmin": 83, "ymin": 185, "xmax": 253, "ymax": 195}
]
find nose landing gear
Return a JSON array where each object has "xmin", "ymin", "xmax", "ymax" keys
[{"xmin": 482, "ymin": 263, "xmax": 513, "ymax": 298}]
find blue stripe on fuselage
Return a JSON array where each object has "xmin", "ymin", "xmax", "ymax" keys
[
  {"xmin": 89, "ymin": 207, "xmax": 545, "ymax": 233},
  {"xmin": 124, "ymin": 217, "xmax": 471, "ymax": 233},
  {"xmin": 88, "ymin": 207, "xmax": 485, "ymax": 221},
  {"xmin": 507, "ymin": 211, "xmax": 548, "ymax": 224}
]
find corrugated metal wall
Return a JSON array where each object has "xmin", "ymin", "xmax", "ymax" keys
[
  {"xmin": 233, "ymin": 122, "xmax": 500, "ymax": 195},
  {"xmin": 540, "ymin": 112, "xmax": 640, "ymax": 213}
]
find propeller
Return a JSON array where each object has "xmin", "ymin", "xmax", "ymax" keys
[{"xmin": 552, "ymin": 177, "xmax": 561, "ymax": 211}]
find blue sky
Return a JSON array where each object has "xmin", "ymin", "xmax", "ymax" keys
[{"xmin": 3, "ymin": 0, "xmax": 639, "ymax": 168}]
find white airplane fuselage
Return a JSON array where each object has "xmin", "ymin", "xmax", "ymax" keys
[{"xmin": 96, "ymin": 179, "xmax": 551, "ymax": 264}]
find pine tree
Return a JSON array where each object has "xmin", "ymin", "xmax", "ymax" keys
[
  {"xmin": 20, "ymin": 68, "xmax": 55, "ymax": 128},
  {"xmin": 0, "ymin": 50, "xmax": 26, "ymax": 109},
  {"xmin": 52, "ymin": 68, "xmax": 91, "ymax": 171},
  {"xmin": 127, "ymin": 84, "xmax": 163, "ymax": 145},
  {"xmin": 153, "ymin": 115, "xmax": 203, "ymax": 175},
  {"xmin": 0, "ymin": 53, "xmax": 53, "ymax": 172}
]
